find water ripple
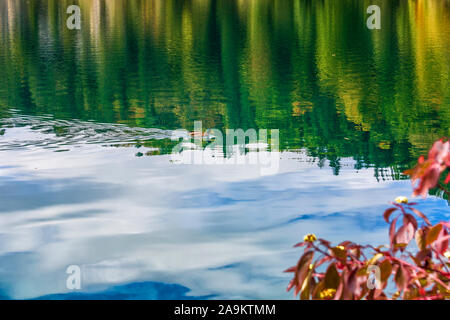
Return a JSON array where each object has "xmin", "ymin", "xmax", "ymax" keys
[{"xmin": 0, "ymin": 112, "xmax": 174, "ymax": 151}]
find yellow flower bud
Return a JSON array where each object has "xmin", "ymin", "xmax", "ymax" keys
[
  {"xmin": 303, "ymin": 233, "xmax": 317, "ymax": 242},
  {"xmin": 395, "ymin": 196, "xmax": 408, "ymax": 204},
  {"xmin": 319, "ymin": 288, "xmax": 336, "ymax": 299}
]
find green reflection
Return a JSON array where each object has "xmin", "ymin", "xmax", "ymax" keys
[{"xmin": 0, "ymin": 0, "xmax": 449, "ymax": 175}]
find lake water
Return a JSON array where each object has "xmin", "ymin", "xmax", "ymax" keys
[{"xmin": 0, "ymin": 0, "xmax": 449, "ymax": 299}]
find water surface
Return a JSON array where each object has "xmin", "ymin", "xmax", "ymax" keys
[{"xmin": 0, "ymin": 0, "xmax": 449, "ymax": 299}]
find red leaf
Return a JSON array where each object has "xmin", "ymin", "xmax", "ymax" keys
[
  {"xmin": 441, "ymin": 221, "xmax": 450, "ymax": 229},
  {"xmin": 344, "ymin": 268, "xmax": 358, "ymax": 300},
  {"xmin": 334, "ymin": 278, "xmax": 344, "ymax": 300},
  {"xmin": 410, "ymin": 208, "xmax": 431, "ymax": 226},
  {"xmin": 426, "ymin": 224, "xmax": 443, "ymax": 245},
  {"xmin": 404, "ymin": 214, "xmax": 418, "ymax": 231},
  {"xmin": 445, "ymin": 173, "xmax": 450, "ymax": 184},
  {"xmin": 413, "ymin": 163, "xmax": 441, "ymax": 197},
  {"xmin": 284, "ymin": 266, "xmax": 296, "ymax": 273},
  {"xmin": 300, "ymin": 270, "xmax": 314, "ymax": 300},
  {"xmin": 419, "ymin": 287, "xmax": 426, "ymax": 296},
  {"xmin": 395, "ymin": 223, "xmax": 415, "ymax": 247},
  {"xmin": 324, "ymin": 263, "xmax": 340, "ymax": 290},
  {"xmin": 287, "ymin": 279, "xmax": 295, "ymax": 292},
  {"xmin": 318, "ymin": 239, "xmax": 331, "ymax": 247},
  {"xmin": 395, "ymin": 264, "xmax": 408, "ymax": 292},
  {"xmin": 434, "ymin": 228, "xmax": 449, "ymax": 255},
  {"xmin": 338, "ymin": 241, "xmax": 352, "ymax": 248},
  {"xmin": 415, "ymin": 249, "xmax": 432, "ymax": 264},
  {"xmin": 418, "ymin": 155, "xmax": 425, "ymax": 164},
  {"xmin": 293, "ymin": 242, "xmax": 306, "ymax": 248},
  {"xmin": 383, "ymin": 207, "xmax": 397, "ymax": 223},
  {"xmin": 415, "ymin": 229, "xmax": 427, "ymax": 251},
  {"xmin": 379, "ymin": 259, "xmax": 392, "ymax": 283},
  {"xmin": 315, "ymin": 255, "xmax": 332, "ymax": 268},
  {"xmin": 331, "ymin": 246, "xmax": 347, "ymax": 261},
  {"xmin": 292, "ymin": 250, "xmax": 314, "ymax": 296},
  {"xmin": 390, "ymin": 216, "xmax": 399, "ymax": 248}
]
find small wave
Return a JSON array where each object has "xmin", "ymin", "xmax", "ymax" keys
[{"xmin": 0, "ymin": 112, "xmax": 175, "ymax": 151}]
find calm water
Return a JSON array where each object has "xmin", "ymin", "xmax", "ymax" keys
[{"xmin": 0, "ymin": 0, "xmax": 449, "ymax": 299}]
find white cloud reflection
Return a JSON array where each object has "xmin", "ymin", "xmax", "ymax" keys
[{"xmin": 0, "ymin": 126, "xmax": 448, "ymax": 299}]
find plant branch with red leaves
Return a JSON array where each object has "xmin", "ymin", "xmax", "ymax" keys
[{"xmin": 286, "ymin": 139, "xmax": 450, "ymax": 300}]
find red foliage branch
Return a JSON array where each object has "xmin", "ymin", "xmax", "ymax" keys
[
  {"xmin": 286, "ymin": 139, "xmax": 450, "ymax": 300},
  {"xmin": 405, "ymin": 139, "xmax": 450, "ymax": 197}
]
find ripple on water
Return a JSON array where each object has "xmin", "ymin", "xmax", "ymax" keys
[{"xmin": 0, "ymin": 112, "xmax": 175, "ymax": 151}]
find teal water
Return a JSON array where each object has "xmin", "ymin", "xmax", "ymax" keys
[{"xmin": 0, "ymin": 0, "xmax": 449, "ymax": 299}]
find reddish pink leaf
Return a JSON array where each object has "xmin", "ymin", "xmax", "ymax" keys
[
  {"xmin": 413, "ymin": 163, "xmax": 441, "ymax": 197},
  {"xmin": 394, "ymin": 264, "xmax": 408, "ymax": 292},
  {"xmin": 344, "ymin": 268, "xmax": 358, "ymax": 300},
  {"xmin": 441, "ymin": 221, "xmax": 450, "ymax": 229},
  {"xmin": 324, "ymin": 263, "xmax": 340, "ymax": 290},
  {"xmin": 410, "ymin": 208, "xmax": 431, "ymax": 226},
  {"xmin": 395, "ymin": 223, "xmax": 415, "ymax": 247},
  {"xmin": 383, "ymin": 207, "xmax": 397, "ymax": 223},
  {"xmin": 315, "ymin": 255, "xmax": 332, "ymax": 268},
  {"xmin": 415, "ymin": 228, "xmax": 427, "ymax": 251},
  {"xmin": 292, "ymin": 250, "xmax": 314, "ymax": 296},
  {"xmin": 415, "ymin": 249, "xmax": 432, "ymax": 264},
  {"xmin": 404, "ymin": 214, "xmax": 418, "ymax": 231},
  {"xmin": 293, "ymin": 242, "xmax": 306, "ymax": 248},
  {"xmin": 445, "ymin": 173, "xmax": 450, "ymax": 184},
  {"xmin": 284, "ymin": 266, "xmax": 296, "ymax": 273},
  {"xmin": 287, "ymin": 279, "xmax": 295, "ymax": 292},
  {"xmin": 333, "ymin": 278, "xmax": 344, "ymax": 300},
  {"xmin": 338, "ymin": 241, "xmax": 352, "ymax": 248},
  {"xmin": 434, "ymin": 228, "xmax": 449, "ymax": 255},
  {"xmin": 390, "ymin": 216, "xmax": 399, "ymax": 248},
  {"xmin": 426, "ymin": 224, "xmax": 443, "ymax": 245},
  {"xmin": 318, "ymin": 239, "xmax": 331, "ymax": 247}
]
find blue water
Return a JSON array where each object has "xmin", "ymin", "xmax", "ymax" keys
[
  {"xmin": 0, "ymin": 117, "xmax": 448, "ymax": 299},
  {"xmin": 0, "ymin": 0, "xmax": 449, "ymax": 300}
]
